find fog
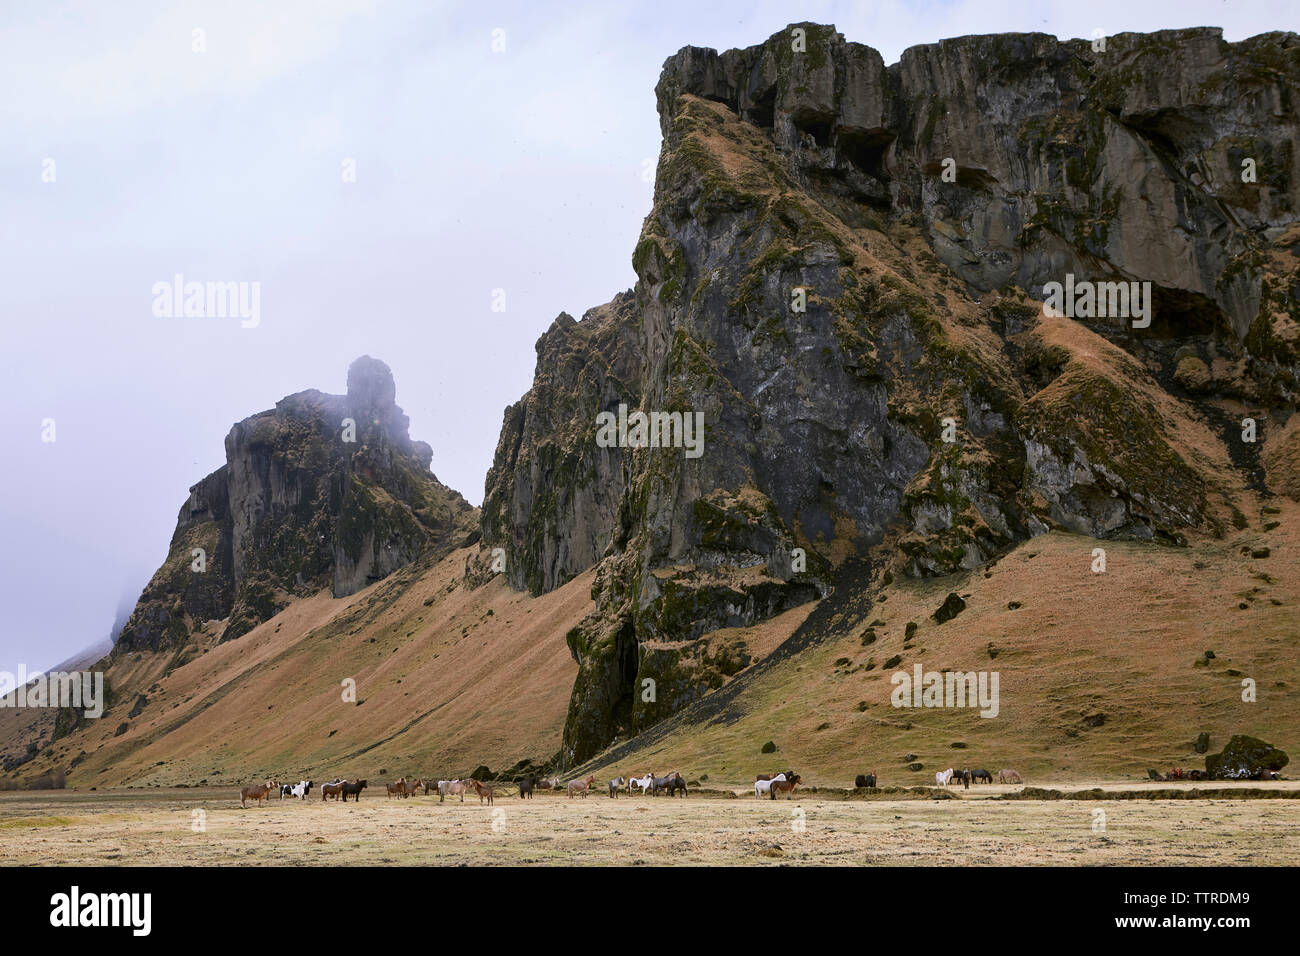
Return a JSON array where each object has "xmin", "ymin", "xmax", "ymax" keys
[{"xmin": 1, "ymin": 0, "xmax": 1288, "ymax": 673}]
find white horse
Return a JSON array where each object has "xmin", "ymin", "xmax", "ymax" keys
[
  {"xmin": 439, "ymin": 779, "xmax": 469, "ymax": 802},
  {"xmin": 755, "ymin": 773, "xmax": 787, "ymax": 798},
  {"xmin": 936, "ymin": 768, "xmax": 954, "ymax": 787},
  {"xmin": 628, "ymin": 773, "xmax": 655, "ymax": 795}
]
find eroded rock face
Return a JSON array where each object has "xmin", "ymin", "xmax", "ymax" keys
[
  {"xmin": 482, "ymin": 23, "xmax": 1299, "ymax": 765},
  {"xmin": 115, "ymin": 357, "xmax": 476, "ymax": 652}
]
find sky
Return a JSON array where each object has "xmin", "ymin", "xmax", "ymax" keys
[{"xmin": 2, "ymin": 0, "xmax": 1295, "ymax": 674}]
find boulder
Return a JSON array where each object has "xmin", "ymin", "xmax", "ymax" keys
[{"xmin": 1205, "ymin": 735, "xmax": 1289, "ymax": 780}]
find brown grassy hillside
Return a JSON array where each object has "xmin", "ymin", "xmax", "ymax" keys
[
  {"xmin": 576, "ymin": 501, "xmax": 1299, "ymax": 789},
  {"xmin": 1, "ymin": 549, "xmax": 591, "ymax": 788}
]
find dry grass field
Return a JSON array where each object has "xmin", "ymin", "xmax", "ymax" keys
[{"xmin": 2, "ymin": 785, "xmax": 1297, "ymax": 866}]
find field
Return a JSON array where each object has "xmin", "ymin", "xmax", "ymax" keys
[{"xmin": 3, "ymin": 785, "xmax": 1298, "ymax": 866}]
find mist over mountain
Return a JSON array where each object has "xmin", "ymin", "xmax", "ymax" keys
[{"xmin": 3, "ymin": 22, "xmax": 1297, "ymax": 789}]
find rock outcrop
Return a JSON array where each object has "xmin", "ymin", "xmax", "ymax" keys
[
  {"xmin": 480, "ymin": 23, "xmax": 1298, "ymax": 766},
  {"xmin": 1205, "ymin": 734, "xmax": 1289, "ymax": 779},
  {"xmin": 115, "ymin": 357, "xmax": 476, "ymax": 652}
]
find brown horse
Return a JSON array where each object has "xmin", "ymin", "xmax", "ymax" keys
[
  {"xmin": 385, "ymin": 777, "xmax": 407, "ymax": 799},
  {"xmin": 321, "ymin": 780, "xmax": 347, "ymax": 801},
  {"xmin": 769, "ymin": 774, "xmax": 802, "ymax": 799},
  {"xmin": 403, "ymin": 778, "xmax": 426, "ymax": 797},
  {"xmin": 567, "ymin": 775, "xmax": 596, "ymax": 798},
  {"xmin": 469, "ymin": 779, "xmax": 495, "ymax": 805},
  {"xmin": 240, "ymin": 780, "xmax": 277, "ymax": 808}
]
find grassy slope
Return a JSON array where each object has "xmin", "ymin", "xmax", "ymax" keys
[
  {"xmin": 581, "ymin": 503, "xmax": 1298, "ymax": 789},
  {"xmin": 2, "ymin": 549, "xmax": 591, "ymax": 788}
]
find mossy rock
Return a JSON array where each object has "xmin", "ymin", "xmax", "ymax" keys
[{"xmin": 1205, "ymin": 735, "xmax": 1289, "ymax": 780}]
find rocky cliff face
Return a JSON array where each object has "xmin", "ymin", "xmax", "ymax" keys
[
  {"xmin": 482, "ymin": 24, "xmax": 1299, "ymax": 764},
  {"xmin": 115, "ymin": 356, "xmax": 477, "ymax": 654}
]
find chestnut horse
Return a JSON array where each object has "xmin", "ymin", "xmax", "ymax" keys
[
  {"xmin": 240, "ymin": 780, "xmax": 277, "ymax": 808},
  {"xmin": 386, "ymin": 777, "xmax": 407, "ymax": 799},
  {"xmin": 469, "ymin": 779, "xmax": 494, "ymax": 805},
  {"xmin": 769, "ymin": 773, "xmax": 801, "ymax": 799},
  {"xmin": 567, "ymin": 775, "xmax": 596, "ymax": 798},
  {"xmin": 321, "ymin": 780, "xmax": 347, "ymax": 801}
]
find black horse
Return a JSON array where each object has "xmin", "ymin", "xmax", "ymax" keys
[
  {"xmin": 341, "ymin": 779, "xmax": 368, "ymax": 802},
  {"xmin": 855, "ymin": 773, "xmax": 877, "ymax": 788},
  {"xmin": 971, "ymin": 769, "xmax": 993, "ymax": 784},
  {"xmin": 516, "ymin": 775, "xmax": 537, "ymax": 799},
  {"xmin": 951, "ymin": 769, "xmax": 972, "ymax": 789}
]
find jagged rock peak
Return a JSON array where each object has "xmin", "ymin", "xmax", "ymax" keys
[
  {"xmin": 114, "ymin": 358, "xmax": 477, "ymax": 655},
  {"xmin": 347, "ymin": 354, "xmax": 398, "ymax": 414}
]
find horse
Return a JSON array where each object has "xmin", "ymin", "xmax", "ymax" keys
[
  {"xmin": 289, "ymin": 779, "xmax": 314, "ymax": 800},
  {"xmin": 516, "ymin": 775, "xmax": 537, "ymax": 799},
  {"xmin": 971, "ymin": 769, "xmax": 993, "ymax": 784},
  {"xmin": 951, "ymin": 769, "xmax": 971, "ymax": 790},
  {"xmin": 439, "ymin": 779, "xmax": 470, "ymax": 803},
  {"xmin": 469, "ymin": 779, "xmax": 494, "ymax": 805},
  {"xmin": 628, "ymin": 773, "xmax": 655, "ymax": 795},
  {"xmin": 769, "ymin": 774, "xmax": 801, "ymax": 799},
  {"xmin": 855, "ymin": 773, "xmax": 877, "ymax": 789},
  {"xmin": 341, "ymin": 779, "xmax": 368, "ymax": 802},
  {"xmin": 755, "ymin": 773, "xmax": 786, "ymax": 798},
  {"xmin": 647, "ymin": 775, "xmax": 681, "ymax": 796},
  {"xmin": 997, "ymin": 769, "xmax": 1023, "ymax": 784},
  {"xmin": 534, "ymin": 777, "xmax": 557, "ymax": 791},
  {"xmin": 756, "ymin": 770, "xmax": 795, "ymax": 782},
  {"xmin": 936, "ymin": 769, "xmax": 954, "ymax": 787},
  {"xmin": 567, "ymin": 775, "xmax": 596, "ymax": 798},
  {"xmin": 608, "ymin": 777, "xmax": 625, "ymax": 798},
  {"xmin": 403, "ymin": 778, "xmax": 426, "ymax": 797},
  {"xmin": 320, "ymin": 779, "xmax": 346, "ymax": 800},
  {"xmin": 240, "ymin": 780, "xmax": 277, "ymax": 808},
  {"xmin": 385, "ymin": 777, "xmax": 408, "ymax": 799},
  {"xmin": 664, "ymin": 775, "xmax": 687, "ymax": 798}
]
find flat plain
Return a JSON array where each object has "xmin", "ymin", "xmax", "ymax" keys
[{"xmin": 2, "ymin": 784, "xmax": 1296, "ymax": 866}]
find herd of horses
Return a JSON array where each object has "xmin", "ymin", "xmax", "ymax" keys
[
  {"xmin": 934, "ymin": 767, "xmax": 1024, "ymax": 789},
  {"xmin": 236, "ymin": 766, "xmax": 1028, "ymax": 807}
]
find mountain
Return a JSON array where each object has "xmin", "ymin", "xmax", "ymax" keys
[
  {"xmin": 3, "ymin": 24, "xmax": 1297, "ymax": 787},
  {"xmin": 481, "ymin": 24, "xmax": 1299, "ymax": 765},
  {"xmin": 114, "ymin": 355, "xmax": 477, "ymax": 654}
]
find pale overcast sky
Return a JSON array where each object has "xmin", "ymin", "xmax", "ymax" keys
[{"xmin": 2, "ymin": 0, "xmax": 1294, "ymax": 673}]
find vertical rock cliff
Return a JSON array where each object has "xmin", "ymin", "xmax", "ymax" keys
[{"xmin": 482, "ymin": 24, "xmax": 1299, "ymax": 763}]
